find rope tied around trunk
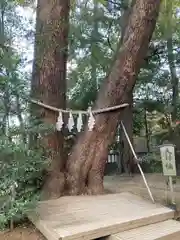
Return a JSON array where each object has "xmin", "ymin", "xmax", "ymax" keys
[
  {"xmin": 30, "ymin": 99, "xmax": 129, "ymax": 114},
  {"xmin": 31, "ymin": 99, "xmax": 154, "ymax": 202}
]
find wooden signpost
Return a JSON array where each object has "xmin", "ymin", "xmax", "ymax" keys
[{"xmin": 160, "ymin": 144, "xmax": 176, "ymax": 205}]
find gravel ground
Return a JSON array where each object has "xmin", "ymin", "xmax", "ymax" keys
[{"xmin": 0, "ymin": 225, "xmax": 45, "ymax": 240}]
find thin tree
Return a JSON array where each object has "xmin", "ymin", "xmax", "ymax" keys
[
  {"xmin": 165, "ymin": 2, "xmax": 179, "ymax": 122},
  {"xmin": 120, "ymin": 0, "xmax": 135, "ymax": 174}
]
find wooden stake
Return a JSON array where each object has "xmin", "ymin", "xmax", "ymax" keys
[
  {"xmin": 121, "ymin": 121, "xmax": 155, "ymax": 203},
  {"xmin": 169, "ymin": 176, "xmax": 175, "ymax": 205}
]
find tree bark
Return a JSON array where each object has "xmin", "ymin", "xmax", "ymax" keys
[
  {"xmin": 165, "ymin": 1, "xmax": 178, "ymax": 122},
  {"xmin": 31, "ymin": 0, "xmax": 70, "ymax": 199},
  {"xmin": 66, "ymin": 0, "xmax": 161, "ymax": 195},
  {"xmin": 167, "ymin": 36, "xmax": 178, "ymax": 122},
  {"xmin": 144, "ymin": 107, "xmax": 150, "ymax": 152},
  {"xmin": 121, "ymin": 92, "xmax": 134, "ymax": 174},
  {"xmin": 119, "ymin": 0, "xmax": 136, "ymax": 175},
  {"xmin": 16, "ymin": 95, "xmax": 26, "ymax": 143}
]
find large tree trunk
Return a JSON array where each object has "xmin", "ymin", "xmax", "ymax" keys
[
  {"xmin": 66, "ymin": 0, "xmax": 161, "ymax": 195},
  {"xmin": 31, "ymin": 0, "xmax": 70, "ymax": 199}
]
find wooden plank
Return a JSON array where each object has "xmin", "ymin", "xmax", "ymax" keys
[
  {"xmin": 29, "ymin": 192, "xmax": 175, "ymax": 240},
  {"xmin": 53, "ymin": 211, "xmax": 174, "ymax": 240},
  {"xmin": 108, "ymin": 220, "xmax": 180, "ymax": 240}
]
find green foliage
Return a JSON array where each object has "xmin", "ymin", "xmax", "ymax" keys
[
  {"xmin": 133, "ymin": 108, "xmax": 144, "ymax": 135},
  {"xmin": 68, "ymin": 0, "xmax": 120, "ymax": 109},
  {"xmin": 0, "ymin": 1, "xmax": 49, "ymax": 228},
  {"xmin": 0, "ymin": 131, "xmax": 48, "ymax": 229},
  {"xmin": 140, "ymin": 152, "xmax": 163, "ymax": 173}
]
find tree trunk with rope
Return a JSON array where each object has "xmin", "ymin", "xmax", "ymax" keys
[
  {"xmin": 65, "ymin": 0, "xmax": 161, "ymax": 195},
  {"xmin": 31, "ymin": 0, "xmax": 70, "ymax": 199}
]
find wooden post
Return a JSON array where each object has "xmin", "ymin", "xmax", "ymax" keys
[
  {"xmin": 160, "ymin": 144, "xmax": 176, "ymax": 207},
  {"xmin": 121, "ymin": 121, "xmax": 154, "ymax": 203},
  {"xmin": 10, "ymin": 182, "xmax": 18, "ymax": 231},
  {"xmin": 169, "ymin": 176, "xmax": 175, "ymax": 205}
]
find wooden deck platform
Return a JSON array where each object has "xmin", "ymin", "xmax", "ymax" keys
[
  {"xmin": 108, "ymin": 220, "xmax": 180, "ymax": 240},
  {"xmin": 28, "ymin": 192, "xmax": 175, "ymax": 240}
]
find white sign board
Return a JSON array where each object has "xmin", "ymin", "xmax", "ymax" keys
[{"xmin": 160, "ymin": 144, "xmax": 176, "ymax": 176}]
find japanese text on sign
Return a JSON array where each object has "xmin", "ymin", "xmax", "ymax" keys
[{"xmin": 160, "ymin": 144, "xmax": 176, "ymax": 176}]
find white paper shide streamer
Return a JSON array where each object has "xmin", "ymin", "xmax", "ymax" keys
[
  {"xmin": 56, "ymin": 107, "xmax": 97, "ymax": 132},
  {"xmin": 56, "ymin": 111, "xmax": 63, "ymax": 131},
  {"xmin": 68, "ymin": 111, "xmax": 75, "ymax": 132},
  {"xmin": 77, "ymin": 113, "xmax": 83, "ymax": 132},
  {"xmin": 88, "ymin": 108, "xmax": 95, "ymax": 131}
]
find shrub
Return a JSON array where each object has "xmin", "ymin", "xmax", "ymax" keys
[
  {"xmin": 0, "ymin": 133, "xmax": 48, "ymax": 230},
  {"xmin": 139, "ymin": 152, "xmax": 163, "ymax": 173}
]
